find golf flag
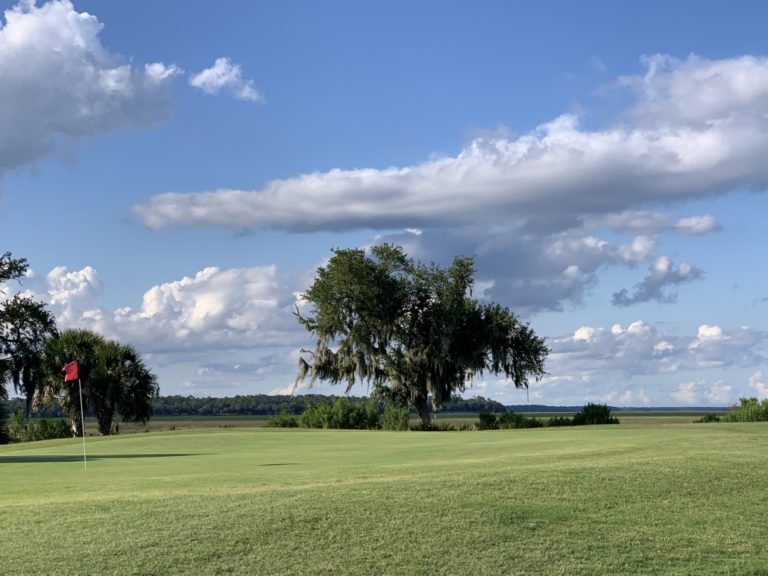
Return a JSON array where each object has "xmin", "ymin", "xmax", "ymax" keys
[{"xmin": 62, "ymin": 360, "xmax": 79, "ymax": 382}]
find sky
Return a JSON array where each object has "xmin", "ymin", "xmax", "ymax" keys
[{"xmin": 1, "ymin": 0, "xmax": 766, "ymax": 407}]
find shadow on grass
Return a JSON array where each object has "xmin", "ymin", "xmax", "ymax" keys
[{"xmin": 0, "ymin": 453, "xmax": 198, "ymax": 464}]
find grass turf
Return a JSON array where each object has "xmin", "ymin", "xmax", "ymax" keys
[{"xmin": 2, "ymin": 424, "xmax": 767, "ymax": 575}]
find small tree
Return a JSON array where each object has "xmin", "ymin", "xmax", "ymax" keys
[
  {"xmin": 296, "ymin": 245, "xmax": 548, "ymax": 425},
  {"xmin": 572, "ymin": 403, "xmax": 619, "ymax": 425},
  {"xmin": 722, "ymin": 398, "xmax": 768, "ymax": 422}
]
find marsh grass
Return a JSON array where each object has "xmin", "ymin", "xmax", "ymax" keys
[{"xmin": 2, "ymin": 424, "xmax": 767, "ymax": 575}]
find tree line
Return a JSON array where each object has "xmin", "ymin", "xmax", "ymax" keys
[
  {"xmin": 1, "ymin": 252, "xmax": 158, "ymax": 442},
  {"xmin": 3, "ymin": 393, "xmax": 507, "ymax": 419}
]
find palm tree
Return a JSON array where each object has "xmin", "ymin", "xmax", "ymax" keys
[
  {"xmin": 0, "ymin": 295, "xmax": 58, "ymax": 417},
  {"xmin": 43, "ymin": 329, "xmax": 158, "ymax": 436},
  {"xmin": 90, "ymin": 340, "xmax": 158, "ymax": 435}
]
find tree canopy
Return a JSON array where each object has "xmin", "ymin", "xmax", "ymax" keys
[
  {"xmin": 0, "ymin": 295, "xmax": 58, "ymax": 417},
  {"xmin": 42, "ymin": 329, "xmax": 159, "ymax": 436},
  {"xmin": 295, "ymin": 244, "xmax": 548, "ymax": 423}
]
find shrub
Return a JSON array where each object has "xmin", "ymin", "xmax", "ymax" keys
[
  {"xmin": 300, "ymin": 398, "xmax": 380, "ymax": 429},
  {"xmin": 497, "ymin": 412, "xmax": 544, "ymax": 429},
  {"xmin": 266, "ymin": 410, "xmax": 299, "ymax": 428},
  {"xmin": 381, "ymin": 405, "xmax": 410, "ymax": 431},
  {"xmin": 722, "ymin": 398, "xmax": 768, "ymax": 422},
  {"xmin": 8, "ymin": 410, "xmax": 70, "ymax": 442},
  {"xmin": 695, "ymin": 413, "xmax": 721, "ymax": 423},
  {"xmin": 547, "ymin": 416, "xmax": 574, "ymax": 427},
  {"xmin": 477, "ymin": 412, "xmax": 499, "ymax": 430},
  {"xmin": 572, "ymin": 403, "xmax": 619, "ymax": 425}
]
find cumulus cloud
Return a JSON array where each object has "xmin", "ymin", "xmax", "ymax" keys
[
  {"xmin": 748, "ymin": 371, "xmax": 768, "ymax": 400},
  {"xmin": 550, "ymin": 321, "xmax": 766, "ymax": 378},
  {"xmin": 189, "ymin": 57, "xmax": 263, "ymax": 102},
  {"xmin": 670, "ymin": 380, "xmax": 733, "ymax": 405},
  {"xmin": 136, "ymin": 54, "xmax": 768, "ymax": 232},
  {"xmin": 0, "ymin": 0, "xmax": 179, "ymax": 175},
  {"xmin": 17, "ymin": 264, "xmax": 303, "ymax": 356},
  {"xmin": 611, "ymin": 256, "xmax": 703, "ymax": 306}
]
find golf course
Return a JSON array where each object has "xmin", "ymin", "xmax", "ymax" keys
[{"xmin": 3, "ymin": 422, "xmax": 767, "ymax": 575}]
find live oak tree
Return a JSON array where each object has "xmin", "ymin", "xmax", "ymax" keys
[{"xmin": 295, "ymin": 245, "xmax": 548, "ymax": 424}]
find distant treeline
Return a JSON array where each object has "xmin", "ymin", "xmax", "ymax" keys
[
  {"xmin": 3, "ymin": 394, "xmax": 508, "ymax": 418},
  {"xmin": 3, "ymin": 395, "xmax": 728, "ymax": 418}
]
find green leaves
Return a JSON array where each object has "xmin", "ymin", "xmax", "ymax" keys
[
  {"xmin": 42, "ymin": 329, "xmax": 158, "ymax": 435},
  {"xmin": 296, "ymin": 244, "xmax": 549, "ymax": 423}
]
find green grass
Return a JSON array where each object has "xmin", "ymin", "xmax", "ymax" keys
[{"xmin": 2, "ymin": 424, "xmax": 768, "ymax": 575}]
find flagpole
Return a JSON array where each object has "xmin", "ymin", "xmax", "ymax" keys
[{"xmin": 77, "ymin": 377, "xmax": 87, "ymax": 470}]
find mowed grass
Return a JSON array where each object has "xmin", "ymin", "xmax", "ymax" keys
[{"xmin": 2, "ymin": 424, "xmax": 768, "ymax": 575}]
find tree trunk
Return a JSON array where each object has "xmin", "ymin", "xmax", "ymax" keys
[{"xmin": 414, "ymin": 394, "xmax": 431, "ymax": 427}]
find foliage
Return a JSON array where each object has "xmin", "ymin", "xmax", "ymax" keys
[
  {"xmin": 571, "ymin": 403, "xmax": 620, "ymax": 425},
  {"xmin": 300, "ymin": 397, "xmax": 381, "ymax": 429},
  {"xmin": 477, "ymin": 411, "xmax": 546, "ymax": 429},
  {"xmin": 0, "ymin": 295, "xmax": 58, "ymax": 417},
  {"xmin": 477, "ymin": 412, "xmax": 499, "ymax": 430},
  {"xmin": 695, "ymin": 413, "xmax": 722, "ymax": 423},
  {"xmin": 477, "ymin": 405, "xmax": 618, "ymax": 429},
  {"xmin": 8, "ymin": 410, "xmax": 70, "ymax": 442},
  {"xmin": 547, "ymin": 415, "xmax": 574, "ymax": 427},
  {"xmin": 42, "ymin": 329, "xmax": 159, "ymax": 436},
  {"xmin": 266, "ymin": 410, "xmax": 299, "ymax": 428},
  {"xmin": 0, "ymin": 251, "xmax": 29, "ymax": 402},
  {"xmin": 722, "ymin": 397, "xmax": 768, "ymax": 422},
  {"xmin": 296, "ymin": 244, "xmax": 548, "ymax": 424},
  {"xmin": 498, "ymin": 412, "xmax": 545, "ymax": 429},
  {"xmin": 381, "ymin": 405, "xmax": 410, "ymax": 431}
]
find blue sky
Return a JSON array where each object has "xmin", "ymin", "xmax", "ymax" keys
[{"xmin": 1, "ymin": 0, "xmax": 766, "ymax": 406}]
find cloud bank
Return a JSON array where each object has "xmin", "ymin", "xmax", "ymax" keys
[{"xmin": 136, "ymin": 55, "xmax": 768, "ymax": 233}]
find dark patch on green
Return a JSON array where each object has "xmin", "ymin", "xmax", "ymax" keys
[{"xmin": 0, "ymin": 453, "xmax": 197, "ymax": 463}]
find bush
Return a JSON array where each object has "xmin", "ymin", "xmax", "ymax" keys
[
  {"xmin": 497, "ymin": 412, "xmax": 544, "ymax": 429},
  {"xmin": 8, "ymin": 410, "xmax": 70, "ymax": 442},
  {"xmin": 547, "ymin": 416, "xmax": 574, "ymax": 427},
  {"xmin": 572, "ymin": 403, "xmax": 619, "ymax": 425},
  {"xmin": 381, "ymin": 405, "xmax": 410, "ymax": 431},
  {"xmin": 695, "ymin": 413, "xmax": 721, "ymax": 423},
  {"xmin": 300, "ymin": 398, "xmax": 381, "ymax": 429},
  {"xmin": 477, "ymin": 412, "xmax": 499, "ymax": 430},
  {"xmin": 722, "ymin": 398, "xmax": 768, "ymax": 422},
  {"xmin": 266, "ymin": 410, "xmax": 299, "ymax": 428}
]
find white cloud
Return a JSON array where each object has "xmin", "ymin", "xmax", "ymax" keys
[
  {"xmin": 551, "ymin": 321, "xmax": 766, "ymax": 379},
  {"xmin": 748, "ymin": 371, "xmax": 768, "ymax": 400},
  {"xmin": 611, "ymin": 256, "xmax": 703, "ymax": 306},
  {"xmin": 0, "ymin": 0, "xmax": 179, "ymax": 175},
  {"xmin": 137, "ymin": 55, "xmax": 768, "ymax": 232},
  {"xmin": 46, "ymin": 265, "xmax": 103, "ymax": 324},
  {"xmin": 671, "ymin": 382, "xmax": 698, "ymax": 404},
  {"xmin": 189, "ymin": 57, "xmax": 263, "ymax": 102},
  {"xmin": 676, "ymin": 215, "xmax": 720, "ymax": 235}
]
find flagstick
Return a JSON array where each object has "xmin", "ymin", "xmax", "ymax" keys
[{"xmin": 77, "ymin": 378, "xmax": 87, "ymax": 470}]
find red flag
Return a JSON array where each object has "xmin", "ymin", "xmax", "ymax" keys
[{"xmin": 62, "ymin": 360, "xmax": 79, "ymax": 382}]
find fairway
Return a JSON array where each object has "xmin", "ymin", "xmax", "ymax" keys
[{"xmin": 2, "ymin": 424, "xmax": 768, "ymax": 575}]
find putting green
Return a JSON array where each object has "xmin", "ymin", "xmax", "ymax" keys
[{"xmin": 2, "ymin": 424, "xmax": 767, "ymax": 575}]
